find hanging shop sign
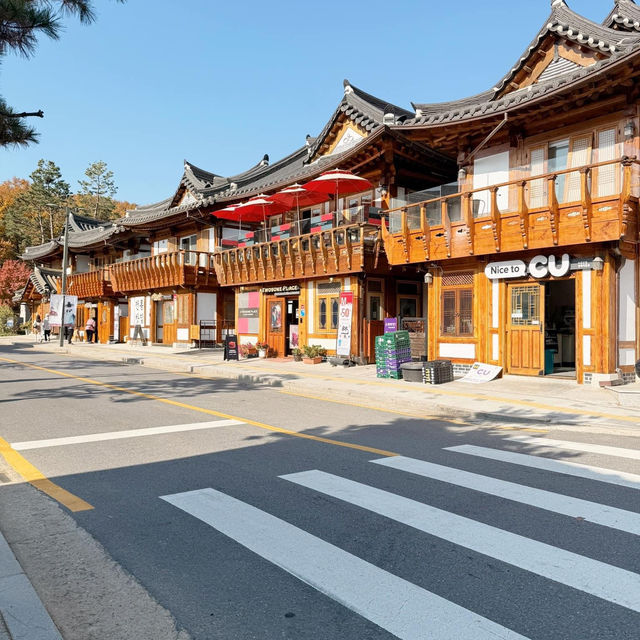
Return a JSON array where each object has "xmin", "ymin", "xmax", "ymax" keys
[
  {"xmin": 384, "ymin": 317, "xmax": 398, "ymax": 333},
  {"xmin": 260, "ymin": 285, "xmax": 300, "ymax": 296},
  {"xmin": 48, "ymin": 294, "xmax": 78, "ymax": 327},
  {"xmin": 485, "ymin": 254, "xmax": 571, "ymax": 280},
  {"xmin": 336, "ymin": 291, "xmax": 354, "ymax": 357}
]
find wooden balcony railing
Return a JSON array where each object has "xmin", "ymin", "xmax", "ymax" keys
[
  {"xmin": 213, "ymin": 224, "xmax": 379, "ymax": 286},
  {"xmin": 381, "ymin": 158, "xmax": 640, "ymax": 265},
  {"xmin": 66, "ymin": 269, "xmax": 113, "ymax": 299},
  {"xmin": 109, "ymin": 250, "xmax": 218, "ymax": 293}
]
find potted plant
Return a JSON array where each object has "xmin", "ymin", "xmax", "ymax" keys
[
  {"xmin": 256, "ymin": 341, "xmax": 269, "ymax": 358},
  {"xmin": 302, "ymin": 344, "xmax": 327, "ymax": 364},
  {"xmin": 292, "ymin": 347, "xmax": 303, "ymax": 362},
  {"xmin": 239, "ymin": 343, "xmax": 257, "ymax": 358}
]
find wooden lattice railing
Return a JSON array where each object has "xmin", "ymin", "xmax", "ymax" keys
[{"xmin": 381, "ymin": 157, "xmax": 639, "ymax": 265}]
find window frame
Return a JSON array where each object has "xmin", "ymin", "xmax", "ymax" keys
[{"xmin": 440, "ymin": 276, "xmax": 474, "ymax": 338}]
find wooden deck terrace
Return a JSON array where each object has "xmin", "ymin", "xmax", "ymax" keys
[
  {"xmin": 381, "ymin": 158, "xmax": 640, "ymax": 265},
  {"xmin": 66, "ymin": 268, "xmax": 114, "ymax": 299},
  {"xmin": 108, "ymin": 250, "xmax": 218, "ymax": 293},
  {"xmin": 213, "ymin": 223, "xmax": 380, "ymax": 286}
]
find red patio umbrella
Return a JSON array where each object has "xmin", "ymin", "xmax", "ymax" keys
[
  {"xmin": 271, "ymin": 183, "xmax": 327, "ymax": 234},
  {"xmin": 303, "ymin": 169, "xmax": 373, "ymax": 217},
  {"xmin": 234, "ymin": 195, "xmax": 289, "ymax": 240}
]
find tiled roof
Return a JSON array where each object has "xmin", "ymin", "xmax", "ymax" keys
[
  {"xmin": 21, "ymin": 215, "xmax": 121, "ymax": 259},
  {"xmin": 604, "ymin": 0, "xmax": 640, "ymax": 31},
  {"xmin": 122, "ymin": 80, "xmax": 417, "ymax": 225},
  {"xmin": 21, "ymin": 240, "xmax": 60, "ymax": 261},
  {"xmin": 30, "ymin": 266, "xmax": 60, "ymax": 296},
  {"xmin": 407, "ymin": 1, "xmax": 640, "ymax": 127},
  {"xmin": 306, "ymin": 79, "xmax": 412, "ymax": 160}
]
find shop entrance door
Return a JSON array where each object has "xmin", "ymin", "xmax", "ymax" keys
[
  {"xmin": 266, "ymin": 297, "xmax": 285, "ymax": 357},
  {"xmin": 507, "ymin": 283, "xmax": 545, "ymax": 376},
  {"xmin": 155, "ymin": 301, "xmax": 164, "ymax": 343}
]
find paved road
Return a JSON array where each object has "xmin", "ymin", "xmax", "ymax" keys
[{"xmin": 1, "ymin": 343, "xmax": 639, "ymax": 639}]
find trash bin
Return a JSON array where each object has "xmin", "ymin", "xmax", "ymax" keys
[
  {"xmin": 544, "ymin": 349, "xmax": 555, "ymax": 375},
  {"xmin": 400, "ymin": 362, "xmax": 424, "ymax": 383}
]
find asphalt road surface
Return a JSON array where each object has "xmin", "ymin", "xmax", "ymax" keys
[{"xmin": 1, "ymin": 343, "xmax": 639, "ymax": 640}]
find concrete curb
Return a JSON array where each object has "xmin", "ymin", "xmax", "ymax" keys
[{"xmin": 0, "ymin": 531, "xmax": 62, "ymax": 640}]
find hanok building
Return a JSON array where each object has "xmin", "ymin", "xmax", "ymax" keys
[
  {"xmin": 382, "ymin": 0, "xmax": 640, "ymax": 384},
  {"xmin": 20, "ymin": 214, "xmax": 127, "ymax": 342},
  {"xmin": 118, "ymin": 80, "xmax": 453, "ymax": 360},
  {"xmin": 204, "ymin": 81, "xmax": 454, "ymax": 360}
]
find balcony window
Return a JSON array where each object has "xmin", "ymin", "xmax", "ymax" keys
[{"xmin": 180, "ymin": 235, "xmax": 197, "ymax": 265}]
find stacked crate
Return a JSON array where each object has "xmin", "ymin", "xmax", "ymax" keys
[
  {"xmin": 375, "ymin": 330, "xmax": 412, "ymax": 379},
  {"xmin": 422, "ymin": 360, "xmax": 454, "ymax": 385}
]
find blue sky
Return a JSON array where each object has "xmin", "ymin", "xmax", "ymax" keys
[{"xmin": 0, "ymin": 0, "xmax": 614, "ymax": 205}]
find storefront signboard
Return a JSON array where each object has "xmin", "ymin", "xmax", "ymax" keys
[
  {"xmin": 48, "ymin": 294, "xmax": 78, "ymax": 327},
  {"xmin": 260, "ymin": 285, "xmax": 300, "ymax": 296},
  {"xmin": 131, "ymin": 296, "xmax": 145, "ymax": 326},
  {"xmin": 384, "ymin": 317, "xmax": 398, "ymax": 333},
  {"xmin": 336, "ymin": 291, "xmax": 354, "ymax": 357},
  {"xmin": 224, "ymin": 334, "xmax": 239, "ymax": 360},
  {"xmin": 237, "ymin": 291, "xmax": 260, "ymax": 334},
  {"xmin": 460, "ymin": 362, "xmax": 503, "ymax": 384},
  {"xmin": 485, "ymin": 254, "xmax": 571, "ymax": 280}
]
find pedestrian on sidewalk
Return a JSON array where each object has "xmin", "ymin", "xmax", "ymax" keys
[
  {"xmin": 42, "ymin": 314, "xmax": 51, "ymax": 342},
  {"xmin": 33, "ymin": 315, "xmax": 42, "ymax": 342},
  {"xmin": 64, "ymin": 312, "xmax": 76, "ymax": 345},
  {"xmin": 85, "ymin": 316, "xmax": 96, "ymax": 343}
]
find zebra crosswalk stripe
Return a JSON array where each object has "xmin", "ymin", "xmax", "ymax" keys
[
  {"xmin": 444, "ymin": 445, "xmax": 640, "ymax": 491},
  {"xmin": 503, "ymin": 436, "xmax": 640, "ymax": 461},
  {"xmin": 10, "ymin": 420, "xmax": 243, "ymax": 450},
  {"xmin": 161, "ymin": 488, "xmax": 530, "ymax": 640},
  {"xmin": 370, "ymin": 456, "xmax": 640, "ymax": 536},
  {"xmin": 281, "ymin": 470, "xmax": 640, "ymax": 613}
]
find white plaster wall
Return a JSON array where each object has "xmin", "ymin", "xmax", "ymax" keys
[
  {"xmin": 306, "ymin": 337, "xmax": 336, "ymax": 351},
  {"xmin": 196, "ymin": 293, "xmax": 217, "ymax": 323},
  {"xmin": 176, "ymin": 328, "xmax": 189, "ymax": 342},
  {"xmin": 618, "ymin": 259, "xmax": 636, "ymax": 342},
  {"xmin": 439, "ymin": 343, "xmax": 476, "ymax": 359},
  {"xmin": 583, "ymin": 335, "xmax": 592, "ymax": 366},
  {"xmin": 492, "ymin": 334, "xmax": 499, "ymax": 361},
  {"xmin": 582, "ymin": 271, "xmax": 591, "ymax": 329},
  {"xmin": 619, "ymin": 348, "xmax": 636, "ymax": 366}
]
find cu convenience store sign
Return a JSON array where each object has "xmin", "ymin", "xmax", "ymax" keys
[{"xmin": 485, "ymin": 254, "xmax": 571, "ymax": 280}]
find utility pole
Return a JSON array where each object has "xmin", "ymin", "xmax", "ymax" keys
[{"xmin": 58, "ymin": 206, "xmax": 70, "ymax": 347}]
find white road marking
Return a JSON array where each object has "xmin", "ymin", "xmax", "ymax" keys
[
  {"xmin": 282, "ymin": 470, "xmax": 640, "ymax": 613},
  {"xmin": 161, "ymin": 488, "xmax": 529, "ymax": 640},
  {"xmin": 504, "ymin": 436, "xmax": 640, "ymax": 461},
  {"xmin": 371, "ymin": 456, "xmax": 640, "ymax": 536},
  {"xmin": 445, "ymin": 445, "xmax": 640, "ymax": 491},
  {"xmin": 11, "ymin": 420, "xmax": 242, "ymax": 450}
]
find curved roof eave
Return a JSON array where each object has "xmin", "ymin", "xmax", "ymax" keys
[{"xmin": 411, "ymin": 1, "xmax": 640, "ymax": 123}]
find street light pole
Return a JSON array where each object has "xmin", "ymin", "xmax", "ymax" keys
[{"xmin": 58, "ymin": 206, "xmax": 70, "ymax": 347}]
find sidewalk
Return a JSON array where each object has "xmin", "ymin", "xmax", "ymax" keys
[
  {"xmin": 4, "ymin": 335, "xmax": 639, "ymax": 435},
  {"xmin": 0, "ymin": 514, "xmax": 61, "ymax": 640}
]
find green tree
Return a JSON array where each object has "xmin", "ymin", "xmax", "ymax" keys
[
  {"xmin": 0, "ymin": 1, "xmax": 125, "ymax": 147},
  {"xmin": 4, "ymin": 159, "xmax": 70, "ymax": 251},
  {"xmin": 77, "ymin": 160, "xmax": 117, "ymax": 219}
]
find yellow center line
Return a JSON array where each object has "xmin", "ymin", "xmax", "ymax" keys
[
  {"xmin": 0, "ymin": 437, "xmax": 93, "ymax": 512},
  {"xmin": 0, "ymin": 357, "xmax": 399, "ymax": 488},
  {"xmin": 34, "ymin": 344, "xmax": 639, "ymax": 426}
]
